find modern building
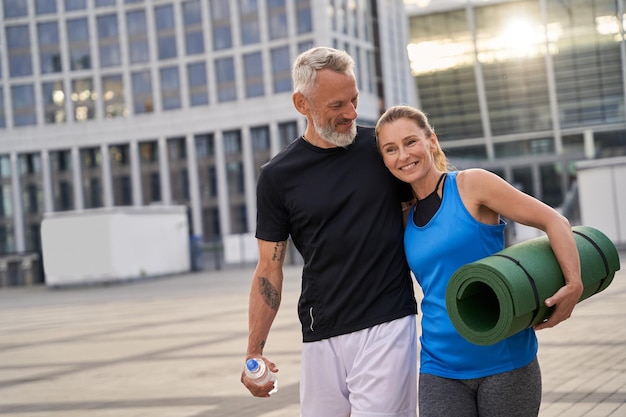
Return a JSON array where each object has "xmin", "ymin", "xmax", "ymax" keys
[
  {"xmin": 0, "ymin": 0, "xmax": 415, "ymax": 281},
  {"xmin": 405, "ymin": 0, "xmax": 626, "ymax": 217}
]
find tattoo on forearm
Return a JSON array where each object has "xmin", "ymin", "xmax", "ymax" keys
[
  {"xmin": 260, "ymin": 277, "xmax": 280, "ymax": 311},
  {"xmin": 272, "ymin": 241, "xmax": 287, "ymax": 262},
  {"xmin": 260, "ymin": 340, "xmax": 265, "ymax": 350}
]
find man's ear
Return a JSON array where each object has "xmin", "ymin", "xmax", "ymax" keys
[{"xmin": 293, "ymin": 92, "xmax": 308, "ymax": 115}]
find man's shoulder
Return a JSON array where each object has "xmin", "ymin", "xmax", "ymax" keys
[
  {"xmin": 262, "ymin": 139, "xmax": 300, "ymax": 167},
  {"xmin": 356, "ymin": 125, "xmax": 375, "ymax": 139}
]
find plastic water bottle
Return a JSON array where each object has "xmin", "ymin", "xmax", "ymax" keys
[{"xmin": 245, "ymin": 358, "xmax": 278, "ymax": 394}]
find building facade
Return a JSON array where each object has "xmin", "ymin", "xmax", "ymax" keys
[
  {"xmin": 0, "ymin": 0, "xmax": 415, "ymax": 266},
  {"xmin": 406, "ymin": 0, "xmax": 626, "ymax": 214}
]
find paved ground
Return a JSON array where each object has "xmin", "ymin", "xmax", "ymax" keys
[{"xmin": 0, "ymin": 253, "xmax": 624, "ymax": 417}]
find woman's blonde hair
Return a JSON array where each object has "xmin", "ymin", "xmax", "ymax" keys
[{"xmin": 375, "ymin": 105, "xmax": 452, "ymax": 172}]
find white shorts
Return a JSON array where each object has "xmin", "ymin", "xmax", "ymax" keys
[{"xmin": 300, "ymin": 315, "xmax": 417, "ymax": 417}]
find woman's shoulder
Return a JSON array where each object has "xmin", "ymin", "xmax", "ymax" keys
[{"xmin": 455, "ymin": 168, "xmax": 495, "ymax": 184}]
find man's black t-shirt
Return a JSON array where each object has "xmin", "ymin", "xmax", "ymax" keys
[{"xmin": 256, "ymin": 126, "xmax": 417, "ymax": 342}]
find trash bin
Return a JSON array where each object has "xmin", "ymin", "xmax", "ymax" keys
[{"xmin": 189, "ymin": 235, "xmax": 206, "ymax": 271}]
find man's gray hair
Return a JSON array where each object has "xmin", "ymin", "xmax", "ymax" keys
[{"xmin": 292, "ymin": 47, "xmax": 355, "ymax": 98}]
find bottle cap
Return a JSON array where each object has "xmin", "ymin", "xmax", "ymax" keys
[{"xmin": 246, "ymin": 358, "xmax": 260, "ymax": 372}]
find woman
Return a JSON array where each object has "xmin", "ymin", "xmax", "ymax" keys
[{"xmin": 375, "ymin": 105, "xmax": 583, "ymax": 417}]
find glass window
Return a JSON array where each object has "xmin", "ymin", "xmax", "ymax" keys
[
  {"xmin": 11, "ymin": 85, "xmax": 37, "ymax": 127},
  {"xmin": 3, "ymin": 0, "xmax": 27, "ymax": 18},
  {"xmin": 278, "ymin": 121, "xmax": 297, "ymax": 148},
  {"xmin": 183, "ymin": 0, "xmax": 205, "ymax": 55},
  {"xmin": 215, "ymin": 57, "xmax": 236, "ymax": 102},
  {"xmin": 298, "ymin": 40, "xmax": 314, "ymax": 53},
  {"xmin": 155, "ymin": 5, "xmax": 177, "ymax": 60},
  {"xmin": 160, "ymin": 66, "xmax": 181, "ymax": 110},
  {"xmin": 0, "ymin": 181, "xmax": 14, "ymax": 220},
  {"xmin": 167, "ymin": 138, "xmax": 189, "ymax": 203},
  {"xmin": 139, "ymin": 141, "xmax": 158, "ymax": 162},
  {"xmin": 446, "ymin": 145, "xmax": 488, "ymax": 162},
  {"xmin": 409, "ymin": 10, "xmax": 483, "ymax": 140},
  {"xmin": 38, "ymin": 22, "xmax": 62, "ymax": 74},
  {"xmin": 17, "ymin": 153, "xmax": 43, "ymax": 218},
  {"xmin": 187, "ymin": 62, "xmax": 209, "ymax": 106},
  {"xmin": 267, "ymin": 0, "xmax": 288, "ymax": 40},
  {"xmin": 224, "ymin": 130, "xmax": 241, "ymax": 154},
  {"xmin": 139, "ymin": 141, "xmax": 161, "ymax": 204},
  {"xmin": 239, "ymin": 0, "xmax": 260, "ymax": 45},
  {"xmin": 65, "ymin": 0, "xmax": 86, "ymax": 11},
  {"xmin": 42, "ymin": 81, "xmax": 66, "ymax": 124},
  {"xmin": 81, "ymin": 148, "xmax": 103, "ymax": 209},
  {"xmin": 226, "ymin": 162, "xmax": 244, "ymax": 194},
  {"xmin": 251, "ymin": 126, "xmax": 270, "ymax": 150},
  {"xmin": 97, "ymin": 14, "xmax": 121, "ymax": 68},
  {"xmin": 210, "ymin": 0, "xmax": 232, "ymax": 50},
  {"xmin": 67, "ymin": 18, "xmax": 91, "ymax": 70},
  {"xmin": 271, "ymin": 46, "xmax": 291, "ymax": 93},
  {"xmin": 36, "ymin": 0, "xmax": 57, "ymax": 14},
  {"xmin": 475, "ymin": 1, "xmax": 551, "ymax": 136},
  {"xmin": 596, "ymin": 130, "xmax": 626, "ymax": 158},
  {"xmin": 0, "ymin": 88, "xmax": 5, "ymax": 128},
  {"xmin": 127, "ymin": 10, "xmax": 150, "ymax": 63},
  {"xmin": 95, "ymin": 0, "xmax": 117, "ymax": 6},
  {"xmin": 109, "ymin": 144, "xmax": 132, "ymax": 206},
  {"xmin": 132, "ymin": 70, "xmax": 153, "ymax": 114},
  {"xmin": 548, "ymin": 0, "xmax": 624, "ymax": 128},
  {"xmin": 295, "ymin": 0, "xmax": 313, "ymax": 34},
  {"xmin": 102, "ymin": 74, "xmax": 126, "ymax": 118},
  {"xmin": 71, "ymin": 78, "xmax": 95, "ymax": 121},
  {"xmin": 195, "ymin": 133, "xmax": 215, "ymax": 157},
  {"xmin": 50, "ymin": 150, "xmax": 74, "ymax": 211},
  {"xmin": 6, "ymin": 25, "xmax": 33, "ymax": 77},
  {"xmin": 336, "ymin": 0, "xmax": 348, "ymax": 35},
  {"xmin": 494, "ymin": 139, "xmax": 554, "ymax": 159},
  {"xmin": 243, "ymin": 52, "xmax": 264, "ymax": 98}
]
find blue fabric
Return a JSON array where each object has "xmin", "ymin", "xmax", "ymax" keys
[{"xmin": 405, "ymin": 171, "xmax": 538, "ymax": 379}]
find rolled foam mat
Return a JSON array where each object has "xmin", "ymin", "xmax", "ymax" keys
[{"xmin": 446, "ymin": 226, "xmax": 621, "ymax": 346}]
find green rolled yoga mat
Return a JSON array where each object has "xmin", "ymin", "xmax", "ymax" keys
[{"xmin": 446, "ymin": 226, "xmax": 621, "ymax": 346}]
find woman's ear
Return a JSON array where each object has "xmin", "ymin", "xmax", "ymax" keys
[{"xmin": 429, "ymin": 133, "xmax": 439, "ymax": 151}]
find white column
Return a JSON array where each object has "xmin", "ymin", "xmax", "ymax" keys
[
  {"xmin": 540, "ymin": 0, "xmax": 563, "ymax": 155},
  {"xmin": 241, "ymin": 127, "xmax": 256, "ymax": 233},
  {"xmin": 186, "ymin": 133, "xmax": 203, "ymax": 237},
  {"xmin": 158, "ymin": 136, "xmax": 171, "ymax": 204},
  {"xmin": 130, "ymin": 140, "xmax": 143, "ymax": 206},
  {"xmin": 71, "ymin": 147, "xmax": 84, "ymax": 210},
  {"xmin": 40, "ymin": 150, "xmax": 54, "ymax": 213},
  {"xmin": 465, "ymin": 2, "xmax": 494, "ymax": 160},
  {"xmin": 100, "ymin": 144, "xmax": 114, "ymax": 207},
  {"xmin": 584, "ymin": 129, "xmax": 595, "ymax": 159},
  {"xmin": 214, "ymin": 131, "xmax": 231, "ymax": 235}
]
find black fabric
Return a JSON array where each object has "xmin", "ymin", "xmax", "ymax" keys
[
  {"xmin": 256, "ymin": 126, "xmax": 417, "ymax": 342},
  {"xmin": 413, "ymin": 173, "xmax": 446, "ymax": 227}
]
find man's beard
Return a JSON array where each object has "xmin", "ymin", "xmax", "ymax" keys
[{"xmin": 313, "ymin": 117, "xmax": 357, "ymax": 148}]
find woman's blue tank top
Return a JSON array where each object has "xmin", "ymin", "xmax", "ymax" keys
[{"xmin": 405, "ymin": 171, "xmax": 538, "ymax": 379}]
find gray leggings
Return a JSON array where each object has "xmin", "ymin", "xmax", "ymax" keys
[{"xmin": 419, "ymin": 357, "xmax": 541, "ymax": 417}]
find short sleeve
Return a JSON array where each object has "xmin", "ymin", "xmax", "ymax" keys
[{"xmin": 255, "ymin": 165, "xmax": 290, "ymax": 242}]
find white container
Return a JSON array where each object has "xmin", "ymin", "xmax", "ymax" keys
[{"xmin": 41, "ymin": 205, "xmax": 191, "ymax": 286}]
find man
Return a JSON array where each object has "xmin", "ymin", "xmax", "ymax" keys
[{"xmin": 241, "ymin": 46, "xmax": 418, "ymax": 417}]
